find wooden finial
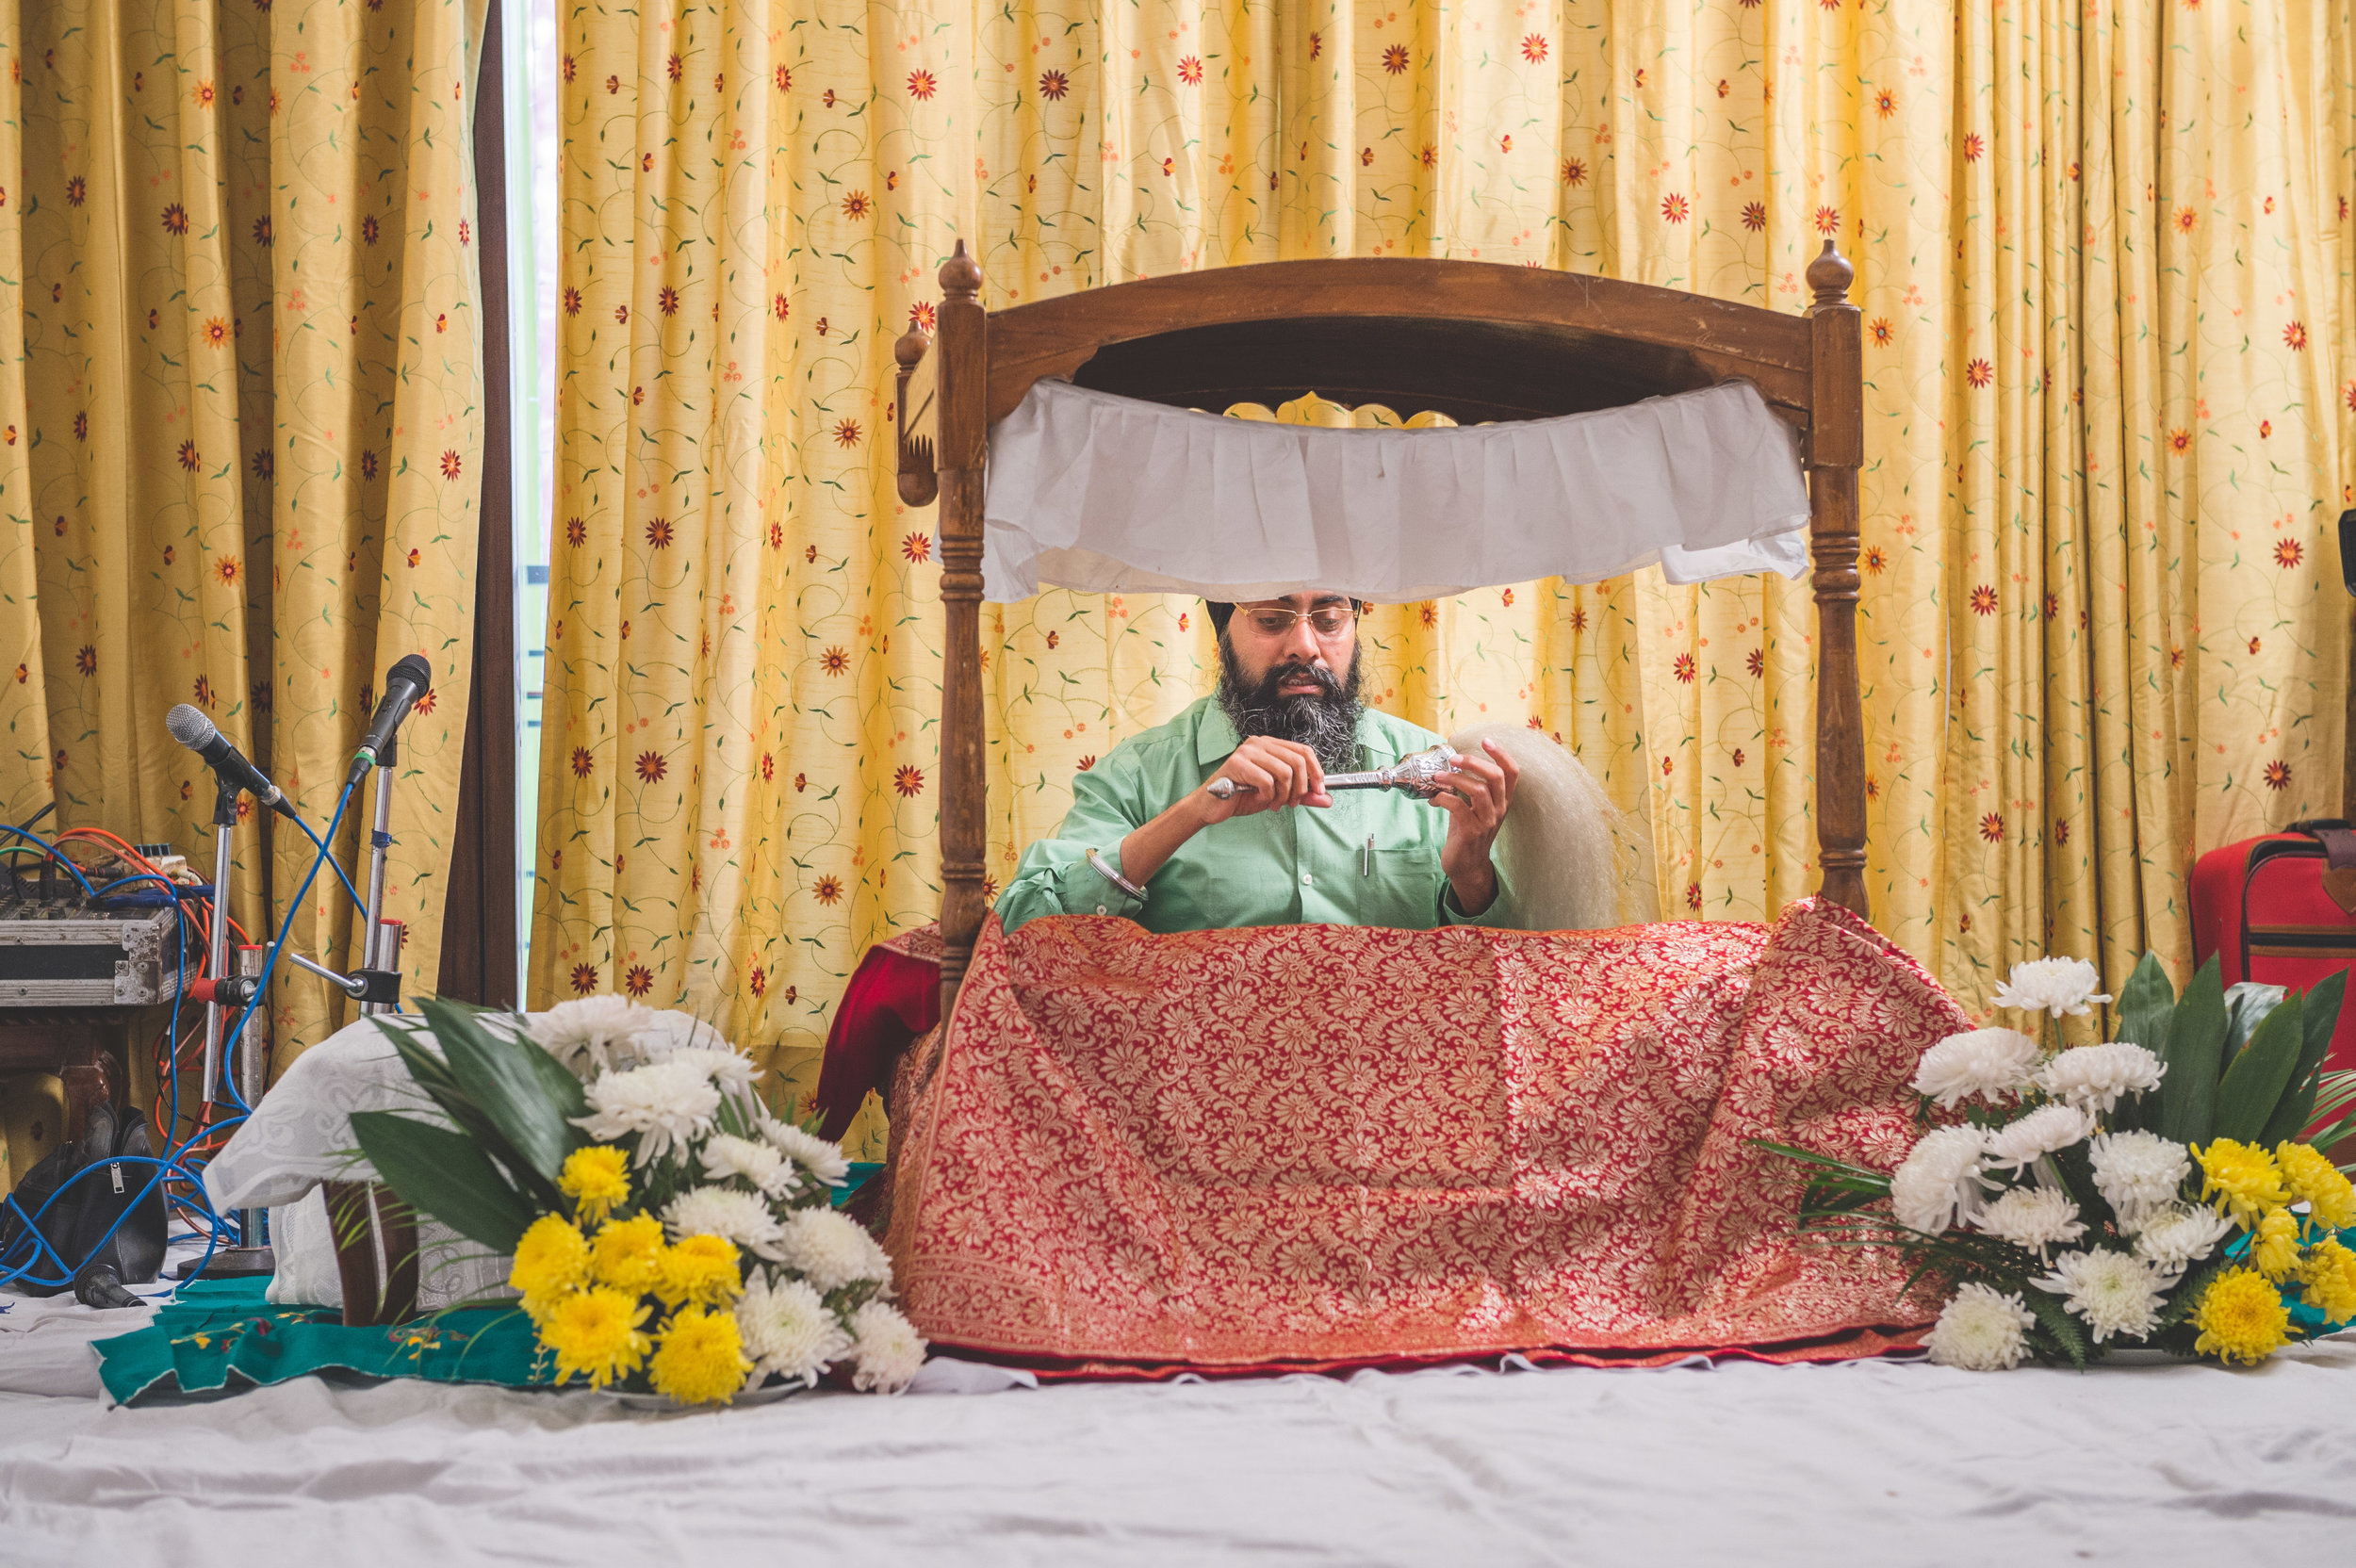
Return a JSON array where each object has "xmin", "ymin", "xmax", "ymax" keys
[
  {"xmin": 939, "ymin": 238, "xmax": 982, "ymax": 300},
  {"xmin": 893, "ymin": 324, "xmax": 938, "ymax": 508},
  {"xmin": 1807, "ymin": 239, "xmax": 1854, "ymax": 307}
]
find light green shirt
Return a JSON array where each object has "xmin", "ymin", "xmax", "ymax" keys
[{"xmin": 997, "ymin": 696, "xmax": 1513, "ymax": 936}]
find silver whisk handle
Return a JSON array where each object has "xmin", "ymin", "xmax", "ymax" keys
[{"xmin": 1203, "ymin": 745, "xmax": 1459, "ymax": 801}]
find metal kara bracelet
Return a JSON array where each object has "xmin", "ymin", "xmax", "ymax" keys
[{"xmin": 1085, "ymin": 846, "xmax": 1147, "ymax": 902}]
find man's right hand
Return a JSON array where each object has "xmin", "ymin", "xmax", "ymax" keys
[{"xmin": 1196, "ymin": 737, "xmax": 1333, "ymax": 822}]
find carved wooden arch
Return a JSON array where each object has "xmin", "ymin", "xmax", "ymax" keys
[{"xmin": 898, "ymin": 243, "xmax": 1864, "ymax": 1011}]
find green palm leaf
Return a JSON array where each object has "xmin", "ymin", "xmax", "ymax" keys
[
  {"xmin": 2109, "ymin": 953, "xmax": 2176, "ymax": 1135},
  {"xmin": 424, "ymin": 997, "xmax": 588, "ymax": 1187},
  {"xmin": 2215, "ymin": 994, "xmax": 2303, "ymax": 1143},
  {"xmin": 2158, "ymin": 956, "xmax": 2226, "ymax": 1146},
  {"xmin": 2260, "ymin": 973, "xmax": 2348, "ymax": 1147},
  {"xmin": 349, "ymin": 1110, "xmax": 537, "ymax": 1254}
]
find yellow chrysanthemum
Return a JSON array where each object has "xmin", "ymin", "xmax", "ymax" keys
[
  {"xmin": 2194, "ymin": 1138, "xmax": 2288, "ymax": 1225},
  {"xmin": 2299, "ymin": 1236, "xmax": 2356, "ymax": 1327},
  {"xmin": 538, "ymin": 1286, "xmax": 652, "ymax": 1389},
  {"xmin": 2251, "ymin": 1206, "xmax": 2302, "ymax": 1282},
  {"xmin": 590, "ymin": 1213, "xmax": 668, "ymax": 1295},
  {"xmin": 2192, "ymin": 1266, "xmax": 2294, "ymax": 1365},
  {"xmin": 647, "ymin": 1305, "xmax": 752, "ymax": 1405},
  {"xmin": 559, "ymin": 1145, "xmax": 631, "ymax": 1226},
  {"xmin": 655, "ymin": 1233, "xmax": 744, "ymax": 1310},
  {"xmin": 509, "ymin": 1214, "xmax": 590, "ymax": 1320},
  {"xmin": 2275, "ymin": 1140, "xmax": 2356, "ymax": 1230}
]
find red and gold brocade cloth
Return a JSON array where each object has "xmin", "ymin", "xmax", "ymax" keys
[{"xmin": 882, "ymin": 898, "xmax": 1969, "ymax": 1376}]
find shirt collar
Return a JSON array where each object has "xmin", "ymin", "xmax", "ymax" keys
[
  {"xmin": 1195, "ymin": 702, "xmax": 1243, "ymax": 767},
  {"xmin": 1192, "ymin": 698, "xmax": 1401, "ymax": 768}
]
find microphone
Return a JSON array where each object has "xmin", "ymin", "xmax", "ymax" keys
[
  {"xmin": 347, "ymin": 655, "xmax": 433, "ymax": 786},
  {"xmin": 167, "ymin": 705, "xmax": 299, "ymax": 821}
]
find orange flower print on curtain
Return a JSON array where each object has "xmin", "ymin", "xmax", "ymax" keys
[
  {"xmin": 536, "ymin": 0, "xmax": 2356, "ymax": 1160},
  {"xmin": 0, "ymin": 0, "xmax": 487, "ymax": 1079}
]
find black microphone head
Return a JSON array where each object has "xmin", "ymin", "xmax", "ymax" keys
[
  {"xmin": 166, "ymin": 704, "xmax": 219, "ymax": 750},
  {"xmin": 387, "ymin": 654, "xmax": 433, "ymax": 692}
]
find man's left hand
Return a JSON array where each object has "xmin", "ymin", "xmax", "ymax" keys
[{"xmin": 1431, "ymin": 739, "xmax": 1518, "ymax": 916}]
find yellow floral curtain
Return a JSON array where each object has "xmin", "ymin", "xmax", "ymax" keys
[
  {"xmin": 536, "ymin": 0, "xmax": 2356, "ymax": 1136},
  {"xmin": 0, "ymin": 0, "xmax": 486, "ymax": 1071}
]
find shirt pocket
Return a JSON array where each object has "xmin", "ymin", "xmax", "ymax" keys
[{"xmin": 1357, "ymin": 845, "xmax": 1448, "ymax": 930}]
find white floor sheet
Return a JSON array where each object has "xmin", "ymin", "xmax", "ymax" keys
[{"xmin": 5, "ymin": 1290, "xmax": 2354, "ymax": 1567}]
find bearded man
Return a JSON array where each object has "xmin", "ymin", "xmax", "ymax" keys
[{"xmin": 996, "ymin": 592, "xmax": 1520, "ymax": 934}]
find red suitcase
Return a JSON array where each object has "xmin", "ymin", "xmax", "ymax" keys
[{"xmin": 2188, "ymin": 819, "xmax": 2356, "ymax": 1075}]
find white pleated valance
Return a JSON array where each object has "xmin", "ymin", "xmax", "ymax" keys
[{"xmin": 980, "ymin": 378, "xmax": 1812, "ymax": 605}]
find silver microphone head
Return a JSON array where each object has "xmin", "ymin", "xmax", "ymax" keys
[{"xmin": 166, "ymin": 703, "xmax": 219, "ymax": 750}]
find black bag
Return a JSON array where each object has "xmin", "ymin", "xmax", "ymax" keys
[{"xmin": 0, "ymin": 1102, "xmax": 168, "ymax": 1307}]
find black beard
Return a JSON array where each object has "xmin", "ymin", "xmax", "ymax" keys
[{"xmin": 1216, "ymin": 638, "xmax": 1365, "ymax": 772}]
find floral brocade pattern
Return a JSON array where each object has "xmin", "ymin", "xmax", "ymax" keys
[{"xmin": 883, "ymin": 898, "xmax": 1968, "ymax": 1367}]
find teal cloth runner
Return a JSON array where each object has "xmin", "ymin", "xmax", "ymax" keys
[
  {"xmin": 93, "ymin": 1277, "xmax": 554, "ymax": 1405},
  {"xmin": 92, "ymin": 1161, "xmax": 883, "ymax": 1406}
]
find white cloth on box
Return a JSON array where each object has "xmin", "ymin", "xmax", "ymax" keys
[
  {"xmin": 979, "ymin": 378, "xmax": 1813, "ymax": 604},
  {"xmin": 204, "ymin": 1017, "xmax": 523, "ymax": 1313}
]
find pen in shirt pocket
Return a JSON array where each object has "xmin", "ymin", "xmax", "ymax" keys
[{"xmin": 1363, "ymin": 835, "xmax": 1373, "ymax": 876}]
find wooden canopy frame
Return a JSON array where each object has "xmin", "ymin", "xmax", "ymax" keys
[{"xmin": 894, "ymin": 241, "xmax": 1865, "ymax": 1012}]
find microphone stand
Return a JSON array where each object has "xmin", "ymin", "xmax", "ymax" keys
[
  {"xmin": 198, "ymin": 943, "xmax": 277, "ymax": 1278},
  {"xmin": 286, "ymin": 734, "xmax": 406, "ymax": 1013},
  {"xmin": 176, "ymin": 734, "xmax": 406, "ymax": 1279},
  {"xmin": 197, "ymin": 777, "xmax": 237, "ymax": 1109},
  {"xmin": 182, "ymin": 781, "xmax": 274, "ymax": 1278},
  {"xmin": 360, "ymin": 733, "xmax": 398, "ymax": 1016}
]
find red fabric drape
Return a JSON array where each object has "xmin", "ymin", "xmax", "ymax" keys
[
  {"xmin": 884, "ymin": 900, "xmax": 1963, "ymax": 1374},
  {"xmin": 810, "ymin": 928, "xmax": 941, "ymax": 1140}
]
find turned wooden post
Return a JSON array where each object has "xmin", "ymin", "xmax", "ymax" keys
[
  {"xmin": 1806, "ymin": 239, "xmax": 1869, "ymax": 920},
  {"xmin": 935, "ymin": 242, "xmax": 990, "ymax": 1012}
]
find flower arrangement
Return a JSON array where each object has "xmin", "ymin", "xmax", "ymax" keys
[
  {"xmin": 1767, "ymin": 954, "xmax": 2356, "ymax": 1370},
  {"xmin": 346, "ymin": 995, "xmax": 924, "ymax": 1405}
]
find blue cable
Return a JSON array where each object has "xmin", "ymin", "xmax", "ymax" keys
[
  {"xmin": 289, "ymin": 809, "xmax": 370, "ymax": 914},
  {"xmin": 1, "ymin": 777, "xmax": 363, "ymax": 1289},
  {"xmin": 0, "ymin": 823, "xmax": 100, "ymax": 899},
  {"xmin": 0, "ymin": 1145, "xmax": 237, "ymax": 1291},
  {"xmin": 216, "ymin": 774, "xmax": 364, "ymax": 1100}
]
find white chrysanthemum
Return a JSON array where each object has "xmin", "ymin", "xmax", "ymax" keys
[
  {"xmin": 1924, "ymin": 1282, "xmax": 2037, "ymax": 1371},
  {"xmin": 2034, "ymin": 1042, "xmax": 2166, "ymax": 1116},
  {"xmin": 646, "ymin": 1045, "xmax": 761, "ymax": 1105},
  {"xmin": 1912, "ymin": 1028, "xmax": 2043, "ymax": 1108},
  {"xmin": 1890, "ymin": 1126, "xmax": 1995, "ymax": 1235},
  {"xmin": 2034, "ymin": 1249, "xmax": 2167, "ymax": 1343},
  {"xmin": 761, "ymin": 1117, "xmax": 853, "ymax": 1186},
  {"xmin": 848, "ymin": 1300, "xmax": 926, "ymax": 1395},
  {"xmin": 1972, "ymin": 1185, "xmax": 2086, "ymax": 1259},
  {"xmin": 775, "ymin": 1207, "xmax": 893, "ymax": 1293},
  {"xmin": 526, "ymin": 995, "xmax": 658, "ymax": 1078},
  {"xmin": 736, "ymin": 1274, "xmax": 852, "ymax": 1388},
  {"xmin": 663, "ymin": 1184, "xmax": 788, "ymax": 1260},
  {"xmin": 1982, "ymin": 1103, "xmax": 2094, "ymax": 1171},
  {"xmin": 2130, "ymin": 1201, "xmax": 2236, "ymax": 1278},
  {"xmin": 701, "ymin": 1133, "xmax": 801, "ymax": 1198},
  {"xmin": 2088, "ymin": 1130, "xmax": 2190, "ymax": 1228},
  {"xmin": 570, "ymin": 1058, "xmax": 721, "ymax": 1166},
  {"xmin": 1990, "ymin": 957, "xmax": 2111, "ymax": 1019}
]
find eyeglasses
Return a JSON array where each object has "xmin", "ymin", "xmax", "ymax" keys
[{"xmin": 1240, "ymin": 604, "xmax": 1360, "ymax": 640}]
